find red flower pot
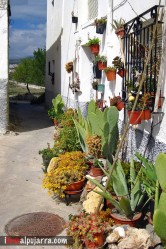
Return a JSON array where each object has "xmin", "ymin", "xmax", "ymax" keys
[
  {"xmin": 84, "ymin": 233, "xmax": 104, "ymax": 249},
  {"xmin": 90, "ymin": 44, "xmax": 99, "ymax": 55},
  {"xmin": 65, "ymin": 179, "xmax": 85, "ymax": 192},
  {"xmin": 105, "ymin": 70, "xmax": 116, "ymax": 81},
  {"xmin": 116, "ymin": 101, "xmax": 124, "ymax": 111},
  {"xmin": 90, "ymin": 166, "xmax": 103, "ymax": 177},
  {"xmin": 110, "ymin": 212, "xmax": 142, "ymax": 227},
  {"xmin": 128, "ymin": 111, "xmax": 141, "ymax": 125},
  {"xmin": 117, "ymin": 69, "xmax": 126, "ymax": 78},
  {"xmin": 115, "ymin": 28, "xmax": 125, "ymax": 38},
  {"xmin": 98, "ymin": 61, "xmax": 107, "ymax": 70},
  {"xmin": 141, "ymin": 109, "xmax": 151, "ymax": 120}
]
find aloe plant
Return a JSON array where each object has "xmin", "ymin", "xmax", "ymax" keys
[
  {"xmin": 87, "ymin": 159, "xmax": 145, "ymax": 218},
  {"xmin": 153, "ymin": 153, "xmax": 166, "ymax": 248}
]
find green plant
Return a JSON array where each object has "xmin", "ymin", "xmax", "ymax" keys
[
  {"xmin": 112, "ymin": 56, "xmax": 124, "ymax": 70},
  {"xmin": 135, "ymin": 153, "xmax": 157, "ymax": 200},
  {"xmin": 39, "ymin": 143, "xmax": 57, "ymax": 161},
  {"xmin": 73, "ymin": 100, "xmax": 119, "ymax": 163},
  {"xmin": 104, "ymin": 66, "xmax": 116, "ymax": 73},
  {"xmin": 48, "ymin": 94, "xmax": 65, "ymax": 121},
  {"xmin": 92, "ymin": 80, "xmax": 98, "ymax": 90},
  {"xmin": 65, "ymin": 210, "xmax": 113, "ymax": 249},
  {"xmin": 93, "ymin": 158, "xmax": 104, "ymax": 168},
  {"xmin": 153, "ymin": 153, "xmax": 166, "ymax": 248},
  {"xmin": 86, "ymin": 38, "xmax": 100, "ymax": 46},
  {"xmin": 95, "ymin": 55, "xmax": 107, "ymax": 63},
  {"xmin": 95, "ymin": 17, "xmax": 107, "ymax": 25},
  {"xmin": 112, "ymin": 18, "xmax": 125, "ymax": 30},
  {"xmin": 42, "ymin": 151, "xmax": 88, "ymax": 198},
  {"xmin": 87, "ymin": 159, "xmax": 146, "ymax": 219}
]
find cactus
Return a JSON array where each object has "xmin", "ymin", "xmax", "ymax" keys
[
  {"xmin": 153, "ymin": 153, "xmax": 166, "ymax": 248},
  {"xmin": 86, "ymin": 135, "xmax": 102, "ymax": 157}
]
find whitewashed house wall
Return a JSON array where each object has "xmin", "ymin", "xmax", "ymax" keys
[
  {"xmin": 46, "ymin": 0, "xmax": 166, "ymax": 159},
  {"xmin": 0, "ymin": 0, "xmax": 9, "ymax": 134}
]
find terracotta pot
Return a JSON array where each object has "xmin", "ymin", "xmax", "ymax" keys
[
  {"xmin": 115, "ymin": 28, "xmax": 125, "ymax": 38},
  {"xmin": 110, "ymin": 212, "xmax": 142, "ymax": 227},
  {"xmin": 105, "ymin": 70, "xmax": 116, "ymax": 81},
  {"xmin": 141, "ymin": 109, "xmax": 151, "ymax": 120},
  {"xmin": 98, "ymin": 61, "xmax": 107, "ymax": 70},
  {"xmin": 116, "ymin": 101, "xmax": 124, "ymax": 111},
  {"xmin": 128, "ymin": 111, "xmax": 141, "ymax": 125},
  {"xmin": 90, "ymin": 166, "xmax": 103, "ymax": 177},
  {"xmin": 84, "ymin": 233, "xmax": 104, "ymax": 249},
  {"xmin": 90, "ymin": 44, "xmax": 99, "ymax": 55},
  {"xmin": 53, "ymin": 118, "xmax": 58, "ymax": 126},
  {"xmin": 117, "ymin": 69, "xmax": 126, "ymax": 78},
  {"xmin": 65, "ymin": 179, "xmax": 85, "ymax": 192}
]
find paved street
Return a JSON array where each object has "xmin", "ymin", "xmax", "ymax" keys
[{"xmin": 0, "ymin": 102, "xmax": 81, "ymax": 248}]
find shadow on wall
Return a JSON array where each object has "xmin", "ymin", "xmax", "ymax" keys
[{"xmin": 45, "ymin": 29, "xmax": 63, "ymax": 108}]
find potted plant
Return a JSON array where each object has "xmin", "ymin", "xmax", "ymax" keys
[
  {"xmin": 47, "ymin": 94, "xmax": 65, "ymax": 125},
  {"xmin": 112, "ymin": 56, "xmax": 126, "ymax": 78},
  {"xmin": 39, "ymin": 143, "xmax": 57, "ymax": 172},
  {"xmin": 104, "ymin": 66, "xmax": 116, "ymax": 81},
  {"xmin": 65, "ymin": 61, "xmax": 73, "ymax": 73},
  {"xmin": 139, "ymin": 93, "xmax": 151, "ymax": 120},
  {"xmin": 109, "ymin": 95, "xmax": 124, "ymax": 111},
  {"xmin": 89, "ymin": 158, "xmax": 104, "ymax": 177},
  {"xmin": 95, "ymin": 55, "xmax": 107, "ymax": 70},
  {"xmin": 95, "ymin": 17, "xmax": 107, "ymax": 34},
  {"xmin": 126, "ymin": 96, "xmax": 142, "ymax": 125},
  {"xmin": 71, "ymin": 11, "xmax": 78, "ymax": 23},
  {"xmin": 86, "ymin": 38, "xmax": 100, "ymax": 55},
  {"xmin": 87, "ymin": 159, "xmax": 146, "ymax": 227},
  {"xmin": 112, "ymin": 18, "xmax": 125, "ymax": 38},
  {"xmin": 42, "ymin": 151, "xmax": 88, "ymax": 198},
  {"xmin": 65, "ymin": 210, "xmax": 113, "ymax": 249},
  {"xmin": 86, "ymin": 134, "xmax": 102, "ymax": 159}
]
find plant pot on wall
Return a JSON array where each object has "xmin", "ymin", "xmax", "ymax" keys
[
  {"xmin": 97, "ymin": 84, "xmax": 105, "ymax": 92},
  {"xmin": 93, "ymin": 64, "xmax": 102, "ymax": 79},
  {"xmin": 105, "ymin": 70, "xmax": 116, "ymax": 81},
  {"xmin": 90, "ymin": 44, "xmax": 100, "ymax": 55},
  {"xmin": 115, "ymin": 27, "xmax": 125, "ymax": 38},
  {"xmin": 141, "ymin": 109, "xmax": 151, "ymax": 120},
  {"xmin": 128, "ymin": 110, "xmax": 141, "ymax": 125},
  {"xmin": 72, "ymin": 16, "xmax": 78, "ymax": 23},
  {"xmin": 116, "ymin": 101, "xmax": 125, "ymax": 111},
  {"xmin": 98, "ymin": 61, "xmax": 107, "ymax": 70},
  {"xmin": 96, "ymin": 23, "xmax": 106, "ymax": 34},
  {"xmin": 117, "ymin": 69, "xmax": 126, "ymax": 78}
]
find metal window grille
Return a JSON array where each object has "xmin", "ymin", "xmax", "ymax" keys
[
  {"xmin": 122, "ymin": 5, "xmax": 164, "ymax": 111},
  {"xmin": 88, "ymin": 0, "xmax": 98, "ymax": 20}
]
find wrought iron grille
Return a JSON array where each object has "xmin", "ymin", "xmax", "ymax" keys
[{"xmin": 122, "ymin": 5, "xmax": 164, "ymax": 111}]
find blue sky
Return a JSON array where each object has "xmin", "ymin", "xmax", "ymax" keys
[{"xmin": 9, "ymin": 0, "xmax": 47, "ymax": 59}]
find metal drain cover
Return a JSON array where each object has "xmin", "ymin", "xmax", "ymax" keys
[{"xmin": 5, "ymin": 212, "xmax": 65, "ymax": 236}]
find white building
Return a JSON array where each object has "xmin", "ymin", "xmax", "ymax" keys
[
  {"xmin": 46, "ymin": 0, "xmax": 166, "ymax": 159},
  {"xmin": 0, "ymin": 0, "xmax": 9, "ymax": 134}
]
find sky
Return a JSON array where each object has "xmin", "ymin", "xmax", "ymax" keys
[{"xmin": 9, "ymin": 0, "xmax": 47, "ymax": 60}]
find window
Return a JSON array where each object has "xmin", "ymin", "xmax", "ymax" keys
[
  {"xmin": 88, "ymin": 0, "xmax": 98, "ymax": 20},
  {"xmin": 122, "ymin": 5, "xmax": 163, "ymax": 110}
]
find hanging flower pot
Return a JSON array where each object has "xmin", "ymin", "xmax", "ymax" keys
[
  {"xmin": 128, "ymin": 110, "xmax": 141, "ymax": 125},
  {"xmin": 98, "ymin": 61, "xmax": 107, "ymax": 70},
  {"xmin": 96, "ymin": 23, "xmax": 106, "ymax": 34},
  {"xmin": 115, "ymin": 28, "xmax": 125, "ymax": 38},
  {"xmin": 90, "ymin": 44, "xmax": 100, "ymax": 55},
  {"xmin": 104, "ymin": 67, "xmax": 116, "ymax": 81},
  {"xmin": 141, "ymin": 109, "xmax": 151, "ymax": 120},
  {"xmin": 72, "ymin": 16, "xmax": 78, "ymax": 23},
  {"xmin": 97, "ymin": 84, "xmax": 105, "ymax": 92},
  {"xmin": 93, "ymin": 64, "xmax": 102, "ymax": 79},
  {"xmin": 116, "ymin": 101, "xmax": 125, "ymax": 111},
  {"xmin": 117, "ymin": 69, "xmax": 126, "ymax": 78}
]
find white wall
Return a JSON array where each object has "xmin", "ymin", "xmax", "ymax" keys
[{"xmin": 0, "ymin": 0, "xmax": 9, "ymax": 134}]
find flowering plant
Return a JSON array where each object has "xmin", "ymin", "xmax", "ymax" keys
[
  {"xmin": 65, "ymin": 210, "xmax": 113, "ymax": 249},
  {"xmin": 42, "ymin": 151, "xmax": 88, "ymax": 198}
]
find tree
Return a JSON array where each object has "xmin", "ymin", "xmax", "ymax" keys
[{"xmin": 12, "ymin": 48, "xmax": 46, "ymax": 90}]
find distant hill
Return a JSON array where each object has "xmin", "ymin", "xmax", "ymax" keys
[{"xmin": 10, "ymin": 56, "xmax": 34, "ymax": 65}]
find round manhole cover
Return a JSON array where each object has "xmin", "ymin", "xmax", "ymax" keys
[{"xmin": 5, "ymin": 212, "xmax": 66, "ymax": 236}]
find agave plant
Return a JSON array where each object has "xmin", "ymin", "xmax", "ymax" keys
[{"xmin": 87, "ymin": 159, "xmax": 146, "ymax": 218}]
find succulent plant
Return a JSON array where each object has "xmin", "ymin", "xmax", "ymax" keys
[
  {"xmin": 86, "ymin": 135, "xmax": 102, "ymax": 158},
  {"xmin": 65, "ymin": 61, "xmax": 73, "ymax": 73},
  {"xmin": 109, "ymin": 96, "xmax": 122, "ymax": 106}
]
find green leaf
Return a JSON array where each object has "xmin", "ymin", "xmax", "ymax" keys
[{"xmin": 119, "ymin": 197, "xmax": 132, "ymax": 217}]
